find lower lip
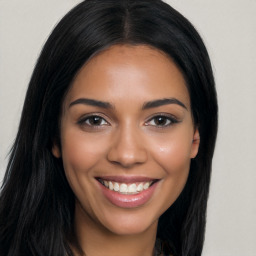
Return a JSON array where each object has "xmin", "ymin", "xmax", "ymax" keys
[{"xmin": 98, "ymin": 181, "xmax": 158, "ymax": 208}]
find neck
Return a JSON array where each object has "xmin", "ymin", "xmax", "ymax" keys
[{"xmin": 72, "ymin": 202, "xmax": 158, "ymax": 256}]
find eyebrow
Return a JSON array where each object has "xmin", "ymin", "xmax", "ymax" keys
[
  {"xmin": 69, "ymin": 98, "xmax": 113, "ymax": 109},
  {"xmin": 69, "ymin": 97, "xmax": 187, "ymax": 110},
  {"xmin": 142, "ymin": 98, "xmax": 187, "ymax": 110}
]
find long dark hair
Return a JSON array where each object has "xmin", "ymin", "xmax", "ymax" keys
[{"xmin": 0, "ymin": 0, "xmax": 218, "ymax": 255}]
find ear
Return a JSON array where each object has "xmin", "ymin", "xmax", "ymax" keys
[
  {"xmin": 52, "ymin": 142, "xmax": 61, "ymax": 158},
  {"xmin": 190, "ymin": 128, "xmax": 200, "ymax": 159}
]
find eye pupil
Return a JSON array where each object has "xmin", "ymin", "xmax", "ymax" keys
[
  {"xmin": 89, "ymin": 116, "xmax": 102, "ymax": 125},
  {"xmin": 155, "ymin": 116, "xmax": 167, "ymax": 125}
]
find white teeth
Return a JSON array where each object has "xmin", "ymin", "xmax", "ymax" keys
[
  {"xmin": 109, "ymin": 181, "xmax": 114, "ymax": 190},
  {"xmin": 137, "ymin": 183, "xmax": 143, "ymax": 192},
  {"xmin": 120, "ymin": 183, "xmax": 128, "ymax": 193},
  {"xmin": 100, "ymin": 179, "xmax": 155, "ymax": 194},
  {"xmin": 128, "ymin": 183, "xmax": 137, "ymax": 193},
  {"xmin": 143, "ymin": 182, "xmax": 150, "ymax": 190},
  {"xmin": 113, "ymin": 182, "xmax": 119, "ymax": 191}
]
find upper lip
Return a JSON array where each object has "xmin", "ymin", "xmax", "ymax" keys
[{"xmin": 95, "ymin": 176, "xmax": 158, "ymax": 183}]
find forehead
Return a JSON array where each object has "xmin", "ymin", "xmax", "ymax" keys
[{"xmin": 65, "ymin": 44, "xmax": 190, "ymax": 109}]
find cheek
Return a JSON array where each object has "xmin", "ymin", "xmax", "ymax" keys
[
  {"xmin": 60, "ymin": 129, "xmax": 111, "ymax": 214},
  {"xmin": 156, "ymin": 143, "xmax": 191, "ymax": 172},
  {"xmin": 149, "ymin": 134, "xmax": 193, "ymax": 211},
  {"xmin": 150, "ymin": 131, "xmax": 193, "ymax": 175},
  {"xmin": 60, "ymin": 129, "xmax": 109, "ymax": 178}
]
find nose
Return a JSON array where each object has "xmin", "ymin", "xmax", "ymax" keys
[{"xmin": 107, "ymin": 125, "xmax": 148, "ymax": 168}]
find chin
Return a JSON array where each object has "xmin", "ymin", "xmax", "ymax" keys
[{"xmin": 100, "ymin": 209, "xmax": 159, "ymax": 236}]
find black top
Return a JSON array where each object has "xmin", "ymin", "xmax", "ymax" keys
[{"xmin": 154, "ymin": 239, "xmax": 174, "ymax": 256}]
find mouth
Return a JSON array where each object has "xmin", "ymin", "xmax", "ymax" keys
[
  {"xmin": 96, "ymin": 177, "xmax": 158, "ymax": 195},
  {"xmin": 95, "ymin": 176, "xmax": 160, "ymax": 208}
]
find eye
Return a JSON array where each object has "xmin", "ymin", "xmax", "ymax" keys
[
  {"xmin": 145, "ymin": 115, "xmax": 178, "ymax": 127},
  {"xmin": 79, "ymin": 115, "xmax": 109, "ymax": 127}
]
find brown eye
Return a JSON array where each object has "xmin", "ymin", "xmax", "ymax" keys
[
  {"xmin": 145, "ymin": 115, "xmax": 178, "ymax": 127},
  {"xmin": 153, "ymin": 116, "xmax": 169, "ymax": 126},
  {"xmin": 80, "ymin": 115, "xmax": 109, "ymax": 126}
]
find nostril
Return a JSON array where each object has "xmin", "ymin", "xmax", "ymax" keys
[
  {"xmin": 107, "ymin": 148, "xmax": 147, "ymax": 167},
  {"xmin": 106, "ymin": 130, "xmax": 148, "ymax": 166}
]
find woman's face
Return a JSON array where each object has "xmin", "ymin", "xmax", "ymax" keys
[{"xmin": 53, "ymin": 45, "xmax": 199, "ymax": 235}]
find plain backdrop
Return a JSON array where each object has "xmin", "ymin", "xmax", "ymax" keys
[{"xmin": 0, "ymin": 0, "xmax": 256, "ymax": 255}]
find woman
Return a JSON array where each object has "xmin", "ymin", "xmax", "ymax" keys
[{"xmin": 0, "ymin": 0, "xmax": 218, "ymax": 255}]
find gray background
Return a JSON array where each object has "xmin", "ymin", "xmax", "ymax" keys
[{"xmin": 0, "ymin": 0, "xmax": 255, "ymax": 255}]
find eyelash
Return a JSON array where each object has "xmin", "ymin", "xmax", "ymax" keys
[
  {"xmin": 78, "ymin": 114, "xmax": 110, "ymax": 128},
  {"xmin": 78, "ymin": 113, "xmax": 179, "ymax": 129},
  {"xmin": 145, "ymin": 114, "xmax": 179, "ymax": 128}
]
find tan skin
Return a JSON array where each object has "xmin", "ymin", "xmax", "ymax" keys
[{"xmin": 53, "ymin": 45, "xmax": 200, "ymax": 256}]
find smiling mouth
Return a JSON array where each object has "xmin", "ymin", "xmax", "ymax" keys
[{"xmin": 97, "ymin": 178, "xmax": 158, "ymax": 195}]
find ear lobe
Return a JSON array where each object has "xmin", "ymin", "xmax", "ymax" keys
[
  {"xmin": 52, "ymin": 143, "xmax": 61, "ymax": 158},
  {"xmin": 190, "ymin": 128, "xmax": 200, "ymax": 159}
]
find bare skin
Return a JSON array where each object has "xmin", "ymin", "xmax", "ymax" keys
[{"xmin": 53, "ymin": 45, "xmax": 200, "ymax": 256}]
